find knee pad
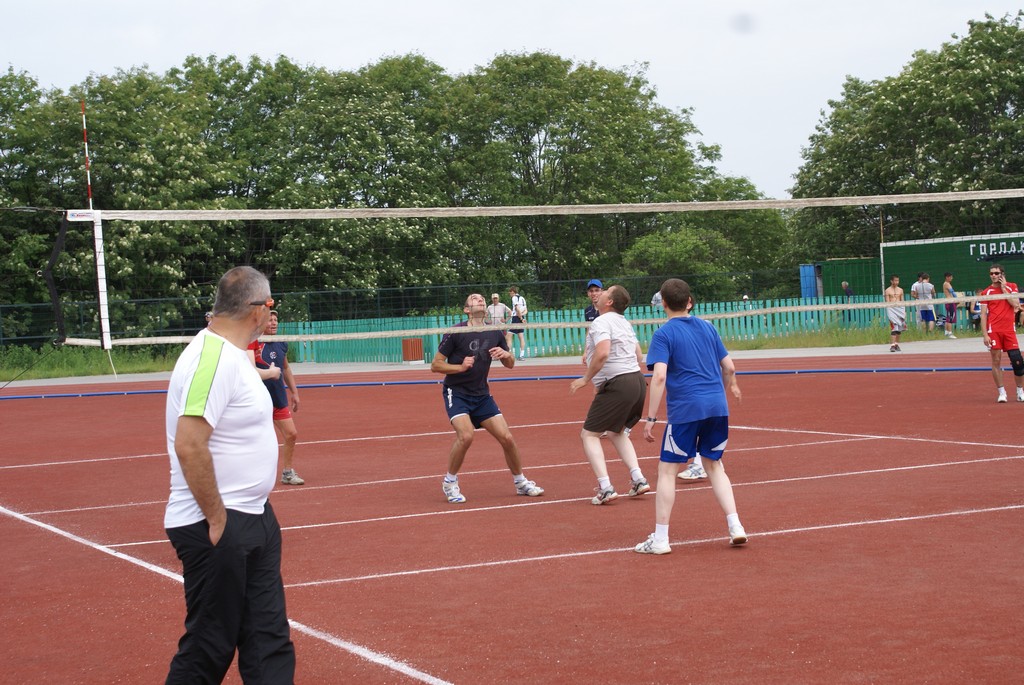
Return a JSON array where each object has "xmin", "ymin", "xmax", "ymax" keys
[{"xmin": 1009, "ymin": 348, "xmax": 1024, "ymax": 377}]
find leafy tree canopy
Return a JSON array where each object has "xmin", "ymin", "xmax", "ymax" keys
[{"xmin": 791, "ymin": 12, "xmax": 1024, "ymax": 260}]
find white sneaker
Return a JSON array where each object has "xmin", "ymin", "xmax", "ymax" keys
[
  {"xmin": 515, "ymin": 479, "xmax": 544, "ymax": 497},
  {"xmin": 281, "ymin": 469, "xmax": 305, "ymax": 485},
  {"xmin": 634, "ymin": 534, "xmax": 671, "ymax": 555},
  {"xmin": 1017, "ymin": 389, "xmax": 1024, "ymax": 403},
  {"xmin": 442, "ymin": 479, "xmax": 466, "ymax": 503},
  {"xmin": 997, "ymin": 391, "xmax": 1008, "ymax": 404},
  {"xmin": 678, "ymin": 463, "xmax": 707, "ymax": 481},
  {"xmin": 945, "ymin": 332, "xmax": 957, "ymax": 339},
  {"xmin": 627, "ymin": 478, "xmax": 650, "ymax": 497},
  {"xmin": 591, "ymin": 486, "xmax": 618, "ymax": 505},
  {"xmin": 729, "ymin": 525, "xmax": 748, "ymax": 546}
]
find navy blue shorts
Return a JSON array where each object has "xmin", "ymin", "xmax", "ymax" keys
[
  {"xmin": 659, "ymin": 416, "xmax": 729, "ymax": 463},
  {"xmin": 443, "ymin": 387, "xmax": 502, "ymax": 428}
]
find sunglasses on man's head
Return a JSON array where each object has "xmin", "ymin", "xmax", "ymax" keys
[{"xmin": 250, "ymin": 297, "xmax": 275, "ymax": 308}]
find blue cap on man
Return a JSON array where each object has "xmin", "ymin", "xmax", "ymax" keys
[{"xmin": 585, "ymin": 279, "xmax": 603, "ymax": 291}]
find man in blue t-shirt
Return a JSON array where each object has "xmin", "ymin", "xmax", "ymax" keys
[
  {"xmin": 634, "ymin": 278, "xmax": 748, "ymax": 555},
  {"xmin": 431, "ymin": 293, "xmax": 544, "ymax": 504}
]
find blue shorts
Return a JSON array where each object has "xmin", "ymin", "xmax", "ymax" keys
[
  {"xmin": 659, "ymin": 416, "xmax": 729, "ymax": 463},
  {"xmin": 920, "ymin": 309, "xmax": 935, "ymax": 322},
  {"xmin": 443, "ymin": 387, "xmax": 501, "ymax": 428}
]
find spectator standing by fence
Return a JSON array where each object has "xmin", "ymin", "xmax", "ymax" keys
[
  {"xmin": 486, "ymin": 293, "xmax": 512, "ymax": 328},
  {"xmin": 941, "ymin": 273, "xmax": 958, "ymax": 339},
  {"xmin": 584, "ymin": 279, "xmax": 603, "ymax": 322},
  {"xmin": 508, "ymin": 286, "xmax": 528, "ymax": 360},
  {"xmin": 885, "ymin": 275, "xmax": 906, "ymax": 353},
  {"xmin": 911, "ymin": 272, "xmax": 937, "ymax": 332},
  {"xmin": 842, "ymin": 281, "xmax": 854, "ymax": 323}
]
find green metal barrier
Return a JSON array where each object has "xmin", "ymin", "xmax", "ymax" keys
[{"xmin": 278, "ymin": 295, "xmax": 964, "ymax": 364}]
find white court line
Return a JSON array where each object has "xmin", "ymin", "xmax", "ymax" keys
[
  {"xmin": 0, "ymin": 421, "xmax": 577, "ymax": 471},
  {"xmin": 289, "ymin": 620, "xmax": 452, "ymax": 685},
  {"xmin": 7, "ymin": 421, "xmax": 1022, "ymax": 472},
  {"xmin": 0, "ymin": 452, "xmax": 166, "ymax": 469},
  {"xmin": 287, "ymin": 503, "xmax": 1024, "ymax": 588},
  {"xmin": 105, "ymin": 453, "xmax": 1024, "ymax": 549},
  {"xmin": 0, "ymin": 503, "xmax": 453, "ymax": 685},
  {"xmin": 733, "ymin": 424, "xmax": 1024, "ymax": 449},
  {"xmin": 26, "ymin": 435, "xmax": 880, "ymax": 517}
]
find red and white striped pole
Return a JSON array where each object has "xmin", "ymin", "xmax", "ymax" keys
[{"xmin": 80, "ymin": 100, "xmax": 93, "ymax": 210}]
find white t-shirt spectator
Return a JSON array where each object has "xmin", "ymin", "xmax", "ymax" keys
[
  {"xmin": 911, "ymin": 280, "xmax": 935, "ymax": 311},
  {"xmin": 512, "ymin": 294, "xmax": 527, "ymax": 319},
  {"xmin": 486, "ymin": 302, "xmax": 512, "ymax": 325}
]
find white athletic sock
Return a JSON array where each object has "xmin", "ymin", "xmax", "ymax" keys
[
  {"xmin": 513, "ymin": 474, "xmax": 526, "ymax": 484},
  {"xmin": 598, "ymin": 476, "xmax": 612, "ymax": 490},
  {"xmin": 445, "ymin": 473, "xmax": 458, "ymax": 483},
  {"xmin": 693, "ymin": 455, "xmax": 703, "ymax": 468},
  {"xmin": 726, "ymin": 513, "xmax": 741, "ymax": 528},
  {"xmin": 629, "ymin": 468, "xmax": 643, "ymax": 482},
  {"xmin": 654, "ymin": 523, "xmax": 669, "ymax": 543}
]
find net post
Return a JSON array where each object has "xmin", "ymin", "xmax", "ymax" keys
[
  {"xmin": 66, "ymin": 209, "xmax": 112, "ymax": 350},
  {"xmin": 92, "ymin": 211, "xmax": 112, "ymax": 350}
]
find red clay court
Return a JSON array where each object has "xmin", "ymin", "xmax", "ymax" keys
[{"xmin": 1, "ymin": 340, "xmax": 1021, "ymax": 684}]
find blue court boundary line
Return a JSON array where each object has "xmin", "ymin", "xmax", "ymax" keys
[{"xmin": 0, "ymin": 366, "xmax": 1004, "ymax": 401}]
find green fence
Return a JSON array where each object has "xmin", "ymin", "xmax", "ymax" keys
[
  {"xmin": 4, "ymin": 293, "xmax": 971, "ymax": 359},
  {"xmin": 282, "ymin": 295, "xmax": 958, "ymax": 364}
]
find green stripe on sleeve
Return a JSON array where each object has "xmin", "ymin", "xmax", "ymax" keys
[{"xmin": 183, "ymin": 334, "xmax": 225, "ymax": 416}]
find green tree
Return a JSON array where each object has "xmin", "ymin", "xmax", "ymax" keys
[
  {"xmin": 791, "ymin": 12, "xmax": 1024, "ymax": 260},
  {"xmin": 443, "ymin": 53, "xmax": 718, "ymax": 296},
  {"xmin": 0, "ymin": 68, "xmax": 84, "ymax": 321}
]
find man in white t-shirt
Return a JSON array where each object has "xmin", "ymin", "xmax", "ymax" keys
[
  {"xmin": 164, "ymin": 266, "xmax": 295, "ymax": 683},
  {"xmin": 508, "ymin": 286, "xmax": 528, "ymax": 359},
  {"xmin": 569, "ymin": 285, "xmax": 651, "ymax": 504}
]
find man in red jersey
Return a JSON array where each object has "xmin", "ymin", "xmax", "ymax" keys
[{"xmin": 980, "ymin": 263, "xmax": 1024, "ymax": 403}]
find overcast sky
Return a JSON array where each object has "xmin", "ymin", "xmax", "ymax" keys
[{"xmin": 5, "ymin": 1, "xmax": 1020, "ymax": 199}]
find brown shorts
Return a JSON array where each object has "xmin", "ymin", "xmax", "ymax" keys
[{"xmin": 583, "ymin": 370, "xmax": 647, "ymax": 433}]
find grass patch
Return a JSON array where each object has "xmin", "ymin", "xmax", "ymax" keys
[
  {"xmin": 0, "ymin": 344, "xmax": 184, "ymax": 382},
  {"xmin": 725, "ymin": 324, "xmax": 980, "ymax": 351}
]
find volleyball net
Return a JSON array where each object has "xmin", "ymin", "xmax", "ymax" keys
[{"xmin": 30, "ymin": 188, "xmax": 1024, "ymax": 358}]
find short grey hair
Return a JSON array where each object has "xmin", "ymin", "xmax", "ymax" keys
[{"xmin": 211, "ymin": 266, "xmax": 270, "ymax": 319}]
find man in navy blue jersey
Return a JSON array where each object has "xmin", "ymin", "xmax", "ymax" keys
[{"xmin": 431, "ymin": 293, "xmax": 545, "ymax": 503}]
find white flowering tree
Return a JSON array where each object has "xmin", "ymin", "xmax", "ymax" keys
[{"xmin": 790, "ymin": 12, "xmax": 1024, "ymax": 260}]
